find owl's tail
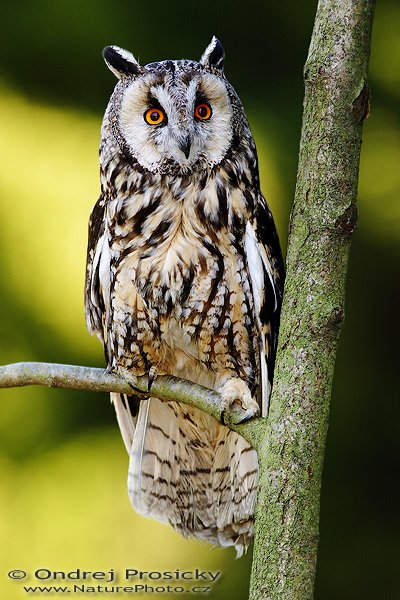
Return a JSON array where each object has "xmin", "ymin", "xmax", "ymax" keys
[{"xmin": 111, "ymin": 393, "xmax": 258, "ymax": 556}]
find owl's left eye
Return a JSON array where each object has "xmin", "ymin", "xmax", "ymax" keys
[
  {"xmin": 194, "ymin": 103, "xmax": 212, "ymax": 121},
  {"xmin": 144, "ymin": 108, "xmax": 166, "ymax": 125}
]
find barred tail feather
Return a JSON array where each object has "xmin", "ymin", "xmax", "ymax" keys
[
  {"xmin": 212, "ymin": 427, "xmax": 258, "ymax": 556},
  {"xmin": 125, "ymin": 397, "xmax": 258, "ymax": 555},
  {"xmin": 128, "ymin": 397, "xmax": 180, "ymax": 523}
]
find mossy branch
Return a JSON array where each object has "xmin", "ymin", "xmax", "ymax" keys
[{"xmin": 0, "ymin": 362, "xmax": 264, "ymax": 448}]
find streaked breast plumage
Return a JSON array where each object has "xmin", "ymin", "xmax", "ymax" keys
[{"xmin": 85, "ymin": 36, "xmax": 284, "ymax": 556}]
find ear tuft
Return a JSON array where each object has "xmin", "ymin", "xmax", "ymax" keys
[
  {"xmin": 102, "ymin": 45, "xmax": 144, "ymax": 79},
  {"xmin": 200, "ymin": 36, "xmax": 225, "ymax": 71}
]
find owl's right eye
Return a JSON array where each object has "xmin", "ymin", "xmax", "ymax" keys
[{"xmin": 144, "ymin": 108, "xmax": 166, "ymax": 125}]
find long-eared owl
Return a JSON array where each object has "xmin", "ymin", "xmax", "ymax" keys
[{"xmin": 85, "ymin": 37, "xmax": 284, "ymax": 556}]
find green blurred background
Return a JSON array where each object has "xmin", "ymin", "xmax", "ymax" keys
[{"xmin": 0, "ymin": 1, "xmax": 398, "ymax": 598}]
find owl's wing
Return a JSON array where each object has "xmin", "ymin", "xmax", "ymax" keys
[
  {"xmin": 85, "ymin": 195, "xmax": 142, "ymax": 452},
  {"xmin": 84, "ymin": 195, "xmax": 108, "ymax": 344},
  {"xmin": 245, "ymin": 194, "xmax": 285, "ymax": 416}
]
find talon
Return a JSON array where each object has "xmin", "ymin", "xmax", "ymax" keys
[
  {"xmin": 220, "ymin": 410, "xmax": 226, "ymax": 425},
  {"xmin": 118, "ymin": 368, "xmax": 154, "ymax": 396},
  {"xmin": 217, "ymin": 377, "xmax": 260, "ymax": 426},
  {"xmin": 236, "ymin": 412, "xmax": 255, "ymax": 425},
  {"xmin": 128, "ymin": 382, "xmax": 148, "ymax": 395}
]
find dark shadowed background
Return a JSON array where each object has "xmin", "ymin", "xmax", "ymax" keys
[{"xmin": 0, "ymin": 1, "xmax": 399, "ymax": 598}]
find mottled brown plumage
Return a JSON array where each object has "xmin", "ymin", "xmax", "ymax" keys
[{"xmin": 85, "ymin": 38, "xmax": 284, "ymax": 555}]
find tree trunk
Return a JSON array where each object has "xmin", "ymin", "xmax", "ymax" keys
[{"xmin": 248, "ymin": 0, "xmax": 375, "ymax": 598}]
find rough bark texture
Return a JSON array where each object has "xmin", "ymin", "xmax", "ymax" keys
[{"xmin": 248, "ymin": 1, "xmax": 375, "ymax": 598}]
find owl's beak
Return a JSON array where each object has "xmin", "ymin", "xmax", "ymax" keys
[{"xmin": 179, "ymin": 136, "xmax": 191, "ymax": 159}]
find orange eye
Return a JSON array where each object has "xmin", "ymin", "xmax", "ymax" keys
[
  {"xmin": 194, "ymin": 103, "xmax": 212, "ymax": 120},
  {"xmin": 144, "ymin": 108, "xmax": 165, "ymax": 125}
]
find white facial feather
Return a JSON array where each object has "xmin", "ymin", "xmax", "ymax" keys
[{"xmin": 118, "ymin": 71, "xmax": 233, "ymax": 172}]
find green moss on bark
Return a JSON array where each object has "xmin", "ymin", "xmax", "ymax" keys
[{"xmin": 249, "ymin": 1, "xmax": 375, "ymax": 598}]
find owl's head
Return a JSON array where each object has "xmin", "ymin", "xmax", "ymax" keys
[{"xmin": 103, "ymin": 38, "xmax": 246, "ymax": 175}]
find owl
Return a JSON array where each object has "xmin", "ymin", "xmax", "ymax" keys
[{"xmin": 85, "ymin": 37, "xmax": 284, "ymax": 556}]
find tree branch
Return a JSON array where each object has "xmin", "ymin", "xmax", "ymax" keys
[
  {"xmin": 0, "ymin": 362, "xmax": 264, "ymax": 448},
  {"xmin": 248, "ymin": 1, "xmax": 375, "ymax": 598}
]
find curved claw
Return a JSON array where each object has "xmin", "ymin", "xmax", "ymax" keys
[
  {"xmin": 128, "ymin": 382, "xmax": 149, "ymax": 396},
  {"xmin": 220, "ymin": 405, "xmax": 258, "ymax": 426},
  {"xmin": 116, "ymin": 368, "xmax": 154, "ymax": 397},
  {"xmin": 236, "ymin": 412, "xmax": 256, "ymax": 425}
]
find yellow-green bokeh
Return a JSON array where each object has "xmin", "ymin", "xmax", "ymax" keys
[{"xmin": 0, "ymin": 1, "xmax": 399, "ymax": 598}]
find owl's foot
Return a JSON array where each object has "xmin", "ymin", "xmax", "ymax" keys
[
  {"xmin": 116, "ymin": 368, "xmax": 155, "ymax": 396},
  {"xmin": 217, "ymin": 377, "xmax": 260, "ymax": 426}
]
